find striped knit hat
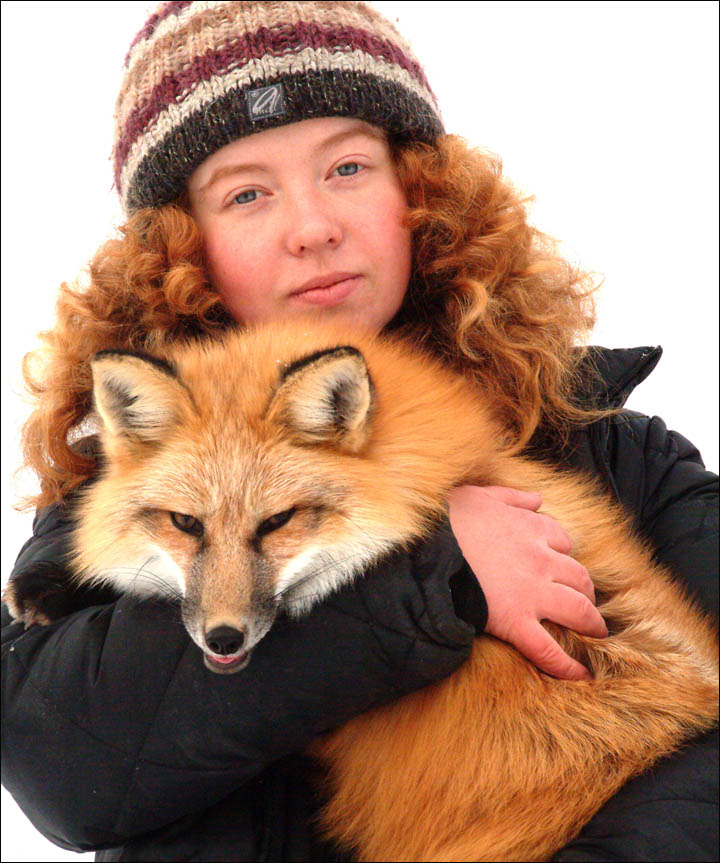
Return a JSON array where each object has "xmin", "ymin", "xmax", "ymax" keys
[{"xmin": 113, "ymin": 1, "xmax": 444, "ymax": 214}]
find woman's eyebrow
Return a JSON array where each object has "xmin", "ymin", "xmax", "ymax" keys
[
  {"xmin": 316, "ymin": 123, "xmax": 386, "ymax": 152},
  {"xmin": 199, "ymin": 162, "xmax": 268, "ymax": 194},
  {"xmin": 200, "ymin": 124, "xmax": 385, "ymax": 194}
]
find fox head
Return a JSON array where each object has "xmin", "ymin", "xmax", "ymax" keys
[{"xmin": 72, "ymin": 320, "xmax": 491, "ymax": 673}]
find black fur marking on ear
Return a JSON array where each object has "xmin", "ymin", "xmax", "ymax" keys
[
  {"xmin": 331, "ymin": 383, "xmax": 345, "ymax": 424},
  {"xmin": 101, "ymin": 378, "xmax": 161, "ymax": 432},
  {"xmin": 93, "ymin": 349, "xmax": 178, "ymax": 379},
  {"xmin": 104, "ymin": 380, "xmax": 140, "ymax": 412},
  {"xmin": 272, "ymin": 345, "xmax": 374, "ymax": 442},
  {"xmin": 93, "ymin": 349, "xmax": 198, "ymax": 420},
  {"xmin": 330, "ymin": 376, "xmax": 359, "ymax": 427},
  {"xmin": 280, "ymin": 346, "xmax": 363, "ymax": 383}
]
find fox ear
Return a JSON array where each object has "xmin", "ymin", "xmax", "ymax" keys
[
  {"xmin": 90, "ymin": 350, "xmax": 190, "ymax": 448},
  {"xmin": 267, "ymin": 347, "xmax": 374, "ymax": 452}
]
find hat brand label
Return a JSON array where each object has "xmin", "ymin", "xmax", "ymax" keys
[{"xmin": 247, "ymin": 83, "xmax": 286, "ymax": 121}]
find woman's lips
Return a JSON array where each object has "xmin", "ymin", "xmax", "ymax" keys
[{"xmin": 289, "ymin": 275, "xmax": 361, "ymax": 306}]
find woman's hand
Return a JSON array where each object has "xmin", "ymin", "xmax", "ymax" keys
[{"xmin": 447, "ymin": 485, "xmax": 607, "ymax": 681}]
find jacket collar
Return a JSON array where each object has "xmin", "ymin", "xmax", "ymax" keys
[
  {"xmin": 527, "ymin": 345, "xmax": 663, "ymax": 465},
  {"xmin": 577, "ymin": 345, "xmax": 663, "ymax": 408}
]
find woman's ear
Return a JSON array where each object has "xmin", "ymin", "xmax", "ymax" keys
[{"xmin": 266, "ymin": 346, "xmax": 374, "ymax": 453}]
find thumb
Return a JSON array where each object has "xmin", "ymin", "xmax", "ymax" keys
[
  {"xmin": 478, "ymin": 486, "xmax": 543, "ymax": 511},
  {"xmin": 512, "ymin": 621, "xmax": 591, "ymax": 681}
]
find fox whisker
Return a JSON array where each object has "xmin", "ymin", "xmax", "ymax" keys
[
  {"xmin": 281, "ymin": 593, "xmax": 328, "ymax": 608},
  {"xmin": 89, "ymin": 562, "xmax": 183, "ymax": 603},
  {"xmin": 273, "ymin": 548, "xmax": 373, "ymax": 602}
]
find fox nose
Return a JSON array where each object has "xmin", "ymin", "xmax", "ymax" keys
[{"xmin": 205, "ymin": 625, "xmax": 246, "ymax": 655}]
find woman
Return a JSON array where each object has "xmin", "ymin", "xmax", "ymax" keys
[{"xmin": 2, "ymin": 2, "xmax": 717, "ymax": 861}]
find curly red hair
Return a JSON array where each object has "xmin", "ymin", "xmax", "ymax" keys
[{"xmin": 19, "ymin": 134, "xmax": 604, "ymax": 509}]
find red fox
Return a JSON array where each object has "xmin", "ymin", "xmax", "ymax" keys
[{"xmin": 7, "ymin": 318, "xmax": 719, "ymax": 861}]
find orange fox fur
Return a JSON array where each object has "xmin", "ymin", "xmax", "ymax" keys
[{"xmin": 16, "ymin": 318, "xmax": 719, "ymax": 861}]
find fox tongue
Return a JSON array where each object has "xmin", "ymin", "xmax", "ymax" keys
[
  {"xmin": 208, "ymin": 652, "xmax": 246, "ymax": 665},
  {"xmin": 203, "ymin": 649, "xmax": 252, "ymax": 674}
]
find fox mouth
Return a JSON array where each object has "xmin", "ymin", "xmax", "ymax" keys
[{"xmin": 203, "ymin": 649, "xmax": 251, "ymax": 674}]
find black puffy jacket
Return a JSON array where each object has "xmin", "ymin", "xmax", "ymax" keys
[{"xmin": 2, "ymin": 346, "xmax": 718, "ymax": 862}]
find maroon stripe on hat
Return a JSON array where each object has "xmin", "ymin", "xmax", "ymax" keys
[
  {"xmin": 125, "ymin": 1, "xmax": 194, "ymax": 65},
  {"xmin": 116, "ymin": 21, "xmax": 434, "ymax": 183},
  {"xmin": 292, "ymin": 22, "xmax": 432, "ymax": 92}
]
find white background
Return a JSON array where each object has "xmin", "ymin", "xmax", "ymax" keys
[{"xmin": 1, "ymin": 2, "xmax": 717, "ymax": 860}]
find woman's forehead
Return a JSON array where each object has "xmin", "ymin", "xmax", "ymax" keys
[{"xmin": 189, "ymin": 117, "xmax": 387, "ymax": 190}]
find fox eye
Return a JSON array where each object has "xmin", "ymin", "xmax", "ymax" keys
[
  {"xmin": 258, "ymin": 507, "xmax": 297, "ymax": 537},
  {"xmin": 170, "ymin": 512, "xmax": 204, "ymax": 537}
]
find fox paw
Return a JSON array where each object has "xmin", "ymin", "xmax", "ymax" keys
[
  {"xmin": 2, "ymin": 565, "xmax": 77, "ymax": 628},
  {"xmin": 2, "ymin": 583, "xmax": 54, "ymax": 628}
]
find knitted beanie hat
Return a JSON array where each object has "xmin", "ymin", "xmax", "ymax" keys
[{"xmin": 113, "ymin": 1, "xmax": 443, "ymax": 214}]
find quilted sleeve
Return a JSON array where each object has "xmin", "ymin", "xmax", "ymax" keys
[
  {"xmin": 556, "ymin": 412, "xmax": 718, "ymax": 861},
  {"xmin": 2, "ymin": 511, "xmax": 475, "ymax": 853}
]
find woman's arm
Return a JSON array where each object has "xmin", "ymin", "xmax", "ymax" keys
[
  {"xmin": 1, "ymin": 510, "xmax": 476, "ymax": 853},
  {"xmin": 556, "ymin": 412, "xmax": 718, "ymax": 861}
]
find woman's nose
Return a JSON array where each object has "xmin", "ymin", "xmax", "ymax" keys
[{"xmin": 284, "ymin": 189, "xmax": 343, "ymax": 256}]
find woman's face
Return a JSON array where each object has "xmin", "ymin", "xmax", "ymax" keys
[{"xmin": 188, "ymin": 117, "xmax": 412, "ymax": 331}]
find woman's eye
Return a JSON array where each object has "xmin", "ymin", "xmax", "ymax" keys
[
  {"xmin": 335, "ymin": 162, "xmax": 362, "ymax": 177},
  {"xmin": 170, "ymin": 512, "xmax": 204, "ymax": 537},
  {"xmin": 233, "ymin": 189, "xmax": 261, "ymax": 205}
]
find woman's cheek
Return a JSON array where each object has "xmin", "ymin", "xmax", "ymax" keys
[{"xmin": 206, "ymin": 230, "xmax": 252, "ymax": 294}]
